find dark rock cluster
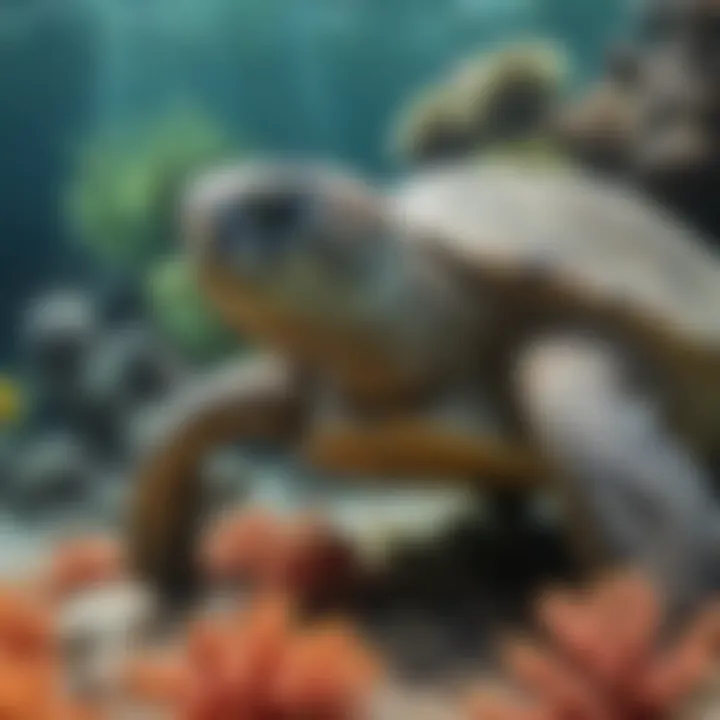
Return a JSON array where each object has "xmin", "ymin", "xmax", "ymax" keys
[
  {"xmin": 6, "ymin": 288, "xmax": 190, "ymax": 525},
  {"xmin": 556, "ymin": 0, "xmax": 720, "ymax": 242}
]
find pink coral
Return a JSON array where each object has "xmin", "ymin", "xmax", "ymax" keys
[{"xmin": 468, "ymin": 572, "xmax": 720, "ymax": 720}]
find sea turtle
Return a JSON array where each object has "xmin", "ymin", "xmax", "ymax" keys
[{"xmin": 129, "ymin": 158, "xmax": 720, "ymax": 614}]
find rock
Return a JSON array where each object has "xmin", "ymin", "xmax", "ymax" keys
[
  {"xmin": 84, "ymin": 323, "xmax": 188, "ymax": 432},
  {"xmin": 21, "ymin": 289, "xmax": 102, "ymax": 408},
  {"xmin": 11, "ymin": 432, "xmax": 96, "ymax": 519},
  {"xmin": 557, "ymin": 0, "xmax": 720, "ymax": 243},
  {"xmin": 58, "ymin": 581, "xmax": 158, "ymax": 701}
]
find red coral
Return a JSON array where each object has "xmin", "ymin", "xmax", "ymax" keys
[
  {"xmin": 125, "ymin": 595, "xmax": 381, "ymax": 720},
  {"xmin": 468, "ymin": 572, "xmax": 720, "ymax": 720},
  {"xmin": 279, "ymin": 515, "xmax": 361, "ymax": 603},
  {"xmin": 200, "ymin": 510, "xmax": 360, "ymax": 605}
]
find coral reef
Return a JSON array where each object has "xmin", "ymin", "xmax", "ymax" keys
[
  {"xmin": 0, "ymin": 523, "xmax": 714, "ymax": 719},
  {"xmin": 468, "ymin": 572, "xmax": 720, "ymax": 719},
  {"xmin": 391, "ymin": 42, "xmax": 569, "ymax": 166},
  {"xmin": 0, "ymin": 588, "xmax": 102, "ymax": 720},
  {"xmin": 124, "ymin": 595, "xmax": 381, "ymax": 719},
  {"xmin": 196, "ymin": 504, "xmax": 573, "ymax": 681}
]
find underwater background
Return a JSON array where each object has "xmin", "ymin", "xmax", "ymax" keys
[
  {"xmin": 0, "ymin": 0, "xmax": 636, "ymax": 568},
  {"xmin": 8, "ymin": 4, "xmax": 720, "ymax": 718},
  {"xmin": 0, "ymin": 0, "xmax": 634, "ymax": 358}
]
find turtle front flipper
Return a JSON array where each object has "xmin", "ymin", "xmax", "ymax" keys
[
  {"xmin": 512, "ymin": 333, "xmax": 720, "ymax": 615},
  {"xmin": 128, "ymin": 354, "xmax": 308, "ymax": 605}
]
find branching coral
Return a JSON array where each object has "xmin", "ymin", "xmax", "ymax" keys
[
  {"xmin": 124, "ymin": 595, "xmax": 381, "ymax": 719},
  {"xmin": 0, "ymin": 588, "xmax": 104, "ymax": 720},
  {"xmin": 391, "ymin": 42, "xmax": 570, "ymax": 166},
  {"xmin": 3, "ymin": 524, "xmax": 720, "ymax": 720},
  {"xmin": 467, "ymin": 572, "xmax": 720, "ymax": 719}
]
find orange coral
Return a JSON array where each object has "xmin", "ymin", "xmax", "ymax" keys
[
  {"xmin": 123, "ymin": 653, "xmax": 187, "ymax": 706},
  {"xmin": 201, "ymin": 509, "xmax": 287, "ymax": 585},
  {"xmin": 0, "ymin": 589, "xmax": 57, "ymax": 663},
  {"xmin": 468, "ymin": 572, "xmax": 720, "ymax": 720},
  {"xmin": 0, "ymin": 588, "xmax": 106, "ymax": 720},
  {"xmin": 201, "ymin": 510, "xmax": 360, "ymax": 604},
  {"xmin": 125, "ymin": 595, "xmax": 381, "ymax": 720},
  {"xmin": 43, "ymin": 536, "xmax": 125, "ymax": 600},
  {"xmin": 272, "ymin": 618, "xmax": 380, "ymax": 717}
]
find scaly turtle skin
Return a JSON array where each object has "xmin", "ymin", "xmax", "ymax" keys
[{"xmin": 130, "ymin": 159, "xmax": 720, "ymax": 613}]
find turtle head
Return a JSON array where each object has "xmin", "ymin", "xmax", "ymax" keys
[{"xmin": 183, "ymin": 161, "xmax": 403, "ymax": 339}]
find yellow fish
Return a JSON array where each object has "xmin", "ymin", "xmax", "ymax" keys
[{"xmin": 0, "ymin": 376, "xmax": 25, "ymax": 426}]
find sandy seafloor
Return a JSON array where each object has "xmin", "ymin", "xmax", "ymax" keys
[{"xmin": 0, "ymin": 451, "xmax": 481, "ymax": 582}]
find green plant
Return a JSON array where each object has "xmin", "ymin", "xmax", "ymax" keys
[{"xmin": 66, "ymin": 106, "xmax": 234, "ymax": 270}]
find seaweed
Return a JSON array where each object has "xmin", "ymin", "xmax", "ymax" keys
[
  {"xmin": 391, "ymin": 42, "xmax": 571, "ymax": 167},
  {"xmin": 65, "ymin": 106, "xmax": 233, "ymax": 271}
]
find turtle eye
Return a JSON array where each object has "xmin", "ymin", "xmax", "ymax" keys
[
  {"xmin": 245, "ymin": 191, "xmax": 308, "ymax": 238},
  {"xmin": 213, "ymin": 188, "xmax": 314, "ymax": 272}
]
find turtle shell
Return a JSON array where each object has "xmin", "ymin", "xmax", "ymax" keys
[{"xmin": 392, "ymin": 161, "xmax": 720, "ymax": 447}]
